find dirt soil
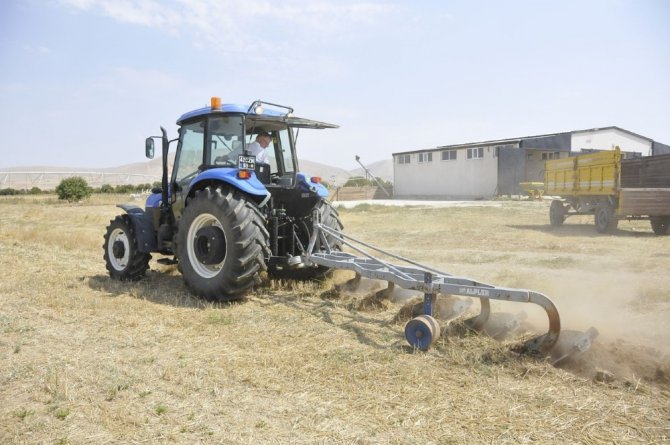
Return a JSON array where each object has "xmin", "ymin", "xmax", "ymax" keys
[{"xmin": 1, "ymin": 195, "xmax": 669, "ymax": 444}]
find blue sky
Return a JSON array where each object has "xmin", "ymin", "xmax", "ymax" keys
[{"xmin": 1, "ymin": 0, "xmax": 668, "ymax": 170}]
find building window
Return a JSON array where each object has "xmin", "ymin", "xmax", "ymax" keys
[
  {"xmin": 467, "ymin": 147, "xmax": 483, "ymax": 159},
  {"xmin": 397, "ymin": 154, "xmax": 411, "ymax": 164},
  {"xmin": 541, "ymin": 151, "xmax": 561, "ymax": 160},
  {"xmin": 441, "ymin": 150, "xmax": 457, "ymax": 161},
  {"xmin": 418, "ymin": 152, "xmax": 432, "ymax": 163}
]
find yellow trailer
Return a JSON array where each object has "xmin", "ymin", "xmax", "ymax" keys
[{"xmin": 544, "ymin": 148, "xmax": 670, "ymax": 234}]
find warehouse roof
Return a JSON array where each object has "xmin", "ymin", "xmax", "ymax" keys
[{"xmin": 392, "ymin": 126, "xmax": 664, "ymax": 156}]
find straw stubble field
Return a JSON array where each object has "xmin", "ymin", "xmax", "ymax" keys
[{"xmin": 1, "ymin": 195, "xmax": 669, "ymax": 444}]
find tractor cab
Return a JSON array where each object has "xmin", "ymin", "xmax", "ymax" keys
[{"xmin": 147, "ymin": 98, "xmax": 337, "ymax": 218}]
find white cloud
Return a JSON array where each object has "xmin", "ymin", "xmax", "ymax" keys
[
  {"xmin": 58, "ymin": 0, "xmax": 396, "ymax": 52},
  {"xmin": 22, "ymin": 44, "xmax": 53, "ymax": 55}
]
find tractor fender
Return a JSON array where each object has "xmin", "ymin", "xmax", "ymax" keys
[
  {"xmin": 145, "ymin": 192, "xmax": 162, "ymax": 209},
  {"xmin": 117, "ymin": 204, "xmax": 157, "ymax": 253},
  {"xmin": 297, "ymin": 172, "xmax": 329, "ymax": 198},
  {"xmin": 189, "ymin": 168, "xmax": 269, "ymax": 198}
]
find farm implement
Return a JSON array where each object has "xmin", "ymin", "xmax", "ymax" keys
[
  {"xmin": 103, "ymin": 97, "xmax": 596, "ymax": 362},
  {"xmin": 302, "ymin": 213, "xmax": 597, "ymax": 358}
]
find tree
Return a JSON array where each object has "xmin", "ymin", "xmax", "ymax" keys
[
  {"xmin": 343, "ymin": 176, "xmax": 392, "ymax": 188},
  {"xmin": 55, "ymin": 176, "xmax": 92, "ymax": 202},
  {"xmin": 99, "ymin": 184, "xmax": 114, "ymax": 194},
  {"xmin": 115, "ymin": 184, "xmax": 135, "ymax": 194}
]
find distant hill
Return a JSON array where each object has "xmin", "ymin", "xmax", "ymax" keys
[{"xmin": 0, "ymin": 157, "xmax": 393, "ymax": 189}]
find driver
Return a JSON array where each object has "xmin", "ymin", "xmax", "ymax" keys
[
  {"xmin": 246, "ymin": 129, "xmax": 271, "ymax": 164},
  {"xmin": 214, "ymin": 129, "xmax": 271, "ymax": 165}
]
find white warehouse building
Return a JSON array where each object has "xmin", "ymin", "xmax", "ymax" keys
[{"xmin": 392, "ymin": 126, "xmax": 670, "ymax": 199}]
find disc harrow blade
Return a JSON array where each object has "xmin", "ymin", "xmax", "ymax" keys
[{"xmin": 551, "ymin": 327, "xmax": 599, "ymax": 365}]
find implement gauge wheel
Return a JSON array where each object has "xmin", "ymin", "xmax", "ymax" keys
[
  {"xmin": 594, "ymin": 201, "xmax": 618, "ymax": 234},
  {"xmin": 405, "ymin": 315, "xmax": 441, "ymax": 351},
  {"xmin": 177, "ymin": 186, "xmax": 269, "ymax": 301},
  {"xmin": 103, "ymin": 214, "xmax": 151, "ymax": 280},
  {"xmin": 549, "ymin": 200, "xmax": 566, "ymax": 227},
  {"xmin": 650, "ymin": 216, "xmax": 670, "ymax": 235}
]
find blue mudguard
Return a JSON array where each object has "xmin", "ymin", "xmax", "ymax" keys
[
  {"xmin": 144, "ymin": 169, "xmax": 269, "ymax": 209},
  {"xmin": 191, "ymin": 168, "xmax": 269, "ymax": 197},
  {"xmin": 117, "ymin": 204, "xmax": 157, "ymax": 253},
  {"xmin": 297, "ymin": 172, "xmax": 329, "ymax": 198},
  {"xmin": 145, "ymin": 192, "xmax": 162, "ymax": 208}
]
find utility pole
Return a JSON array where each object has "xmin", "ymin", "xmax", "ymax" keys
[{"xmin": 354, "ymin": 155, "xmax": 391, "ymax": 198}]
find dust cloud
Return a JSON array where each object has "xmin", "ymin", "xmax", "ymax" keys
[{"xmin": 331, "ymin": 270, "xmax": 670, "ymax": 386}]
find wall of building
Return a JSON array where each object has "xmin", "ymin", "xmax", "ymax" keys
[
  {"xmin": 524, "ymin": 149, "xmax": 570, "ymax": 182},
  {"xmin": 393, "ymin": 146, "xmax": 498, "ymax": 198},
  {"xmin": 571, "ymin": 128, "xmax": 651, "ymax": 155}
]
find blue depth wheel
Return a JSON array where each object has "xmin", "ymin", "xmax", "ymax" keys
[{"xmin": 405, "ymin": 315, "xmax": 441, "ymax": 350}]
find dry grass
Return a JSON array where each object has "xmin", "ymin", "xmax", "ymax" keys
[{"xmin": 1, "ymin": 195, "xmax": 669, "ymax": 444}]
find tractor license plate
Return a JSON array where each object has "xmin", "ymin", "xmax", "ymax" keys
[{"xmin": 238, "ymin": 155, "xmax": 256, "ymax": 170}]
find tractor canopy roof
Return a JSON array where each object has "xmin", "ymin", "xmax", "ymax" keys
[{"xmin": 177, "ymin": 99, "xmax": 338, "ymax": 130}]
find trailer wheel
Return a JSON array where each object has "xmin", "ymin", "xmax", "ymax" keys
[
  {"xmin": 549, "ymin": 200, "xmax": 566, "ymax": 226},
  {"xmin": 594, "ymin": 202, "xmax": 618, "ymax": 233},
  {"xmin": 650, "ymin": 216, "xmax": 670, "ymax": 235},
  {"xmin": 103, "ymin": 214, "xmax": 151, "ymax": 280},
  {"xmin": 177, "ymin": 186, "xmax": 269, "ymax": 301}
]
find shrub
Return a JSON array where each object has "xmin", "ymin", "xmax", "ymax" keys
[
  {"xmin": 99, "ymin": 184, "xmax": 114, "ymax": 194},
  {"xmin": 29, "ymin": 187, "xmax": 42, "ymax": 195},
  {"xmin": 343, "ymin": 176, "xmax": 392, "ymax": 188},
  {"xmin": 0, "ymin": 188, "xmax": 20, "ymax": 196},
  {"xmin": 114, "ymin": 184, "xmax": 135, "ymax": 194},
  {"xmin": 55, "ymin": 177, "xmax": 92, "ymax": 202}
]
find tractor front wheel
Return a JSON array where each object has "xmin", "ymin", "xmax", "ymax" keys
[
  {"xmin": 103, "ymin": 214, "xmax": 151, "ymax": 280},
  {"xmin": 177, "ymin": 186, "xmax": 269, "ymax": 301}
]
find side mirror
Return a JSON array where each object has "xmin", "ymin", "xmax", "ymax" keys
[{"xmin": 145, "ymin": 138, "xmax": 155, "ymax": 159}]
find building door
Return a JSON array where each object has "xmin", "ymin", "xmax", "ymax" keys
[{"xmin": 497, "ymin": 147, "xmax": 526, "ymax": 195}]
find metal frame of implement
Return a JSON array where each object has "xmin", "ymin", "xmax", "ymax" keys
[{"xmin": 302, "ymin": 213, "xmax": 561, "ymax": 352}]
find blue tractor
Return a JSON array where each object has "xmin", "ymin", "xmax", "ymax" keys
[{"xmin": 103, "ymin": 98, "xmax": 343, "ymax": 301}]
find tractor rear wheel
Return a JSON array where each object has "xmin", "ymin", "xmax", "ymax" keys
[
  {"xmin": 594, "ymin": 201, "xmax": 618, "ymax": 233},
  {"xmin": 177, "ymin": 186, "xmax": 269, "ymax": 301},
  {"xmin": 269, "ymin": 200, "xmax": 343, "ymax": 280},
  {"xmin": 103, "ymin": 214, "xmax": 151, "ymax": 280},
  {"xmin": 650, "ymin": 216, "xmax": 670, "ymax": 235},
  {"xmin": 549, "ymin": 200, "xmax": 566, "ymax": 226}
]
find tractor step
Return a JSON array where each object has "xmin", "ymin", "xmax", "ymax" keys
[{"xmin": 157, "ymin": 257, "xmax": 178, "ymax": 265}]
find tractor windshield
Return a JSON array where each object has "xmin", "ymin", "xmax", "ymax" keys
[
  {"xmin": 174, "ymin": 115, "xmax": 245, "ymax": 186},
  {"xmin": 208, "ymin": 115, "xmax": 245, "ymax": 167}
]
